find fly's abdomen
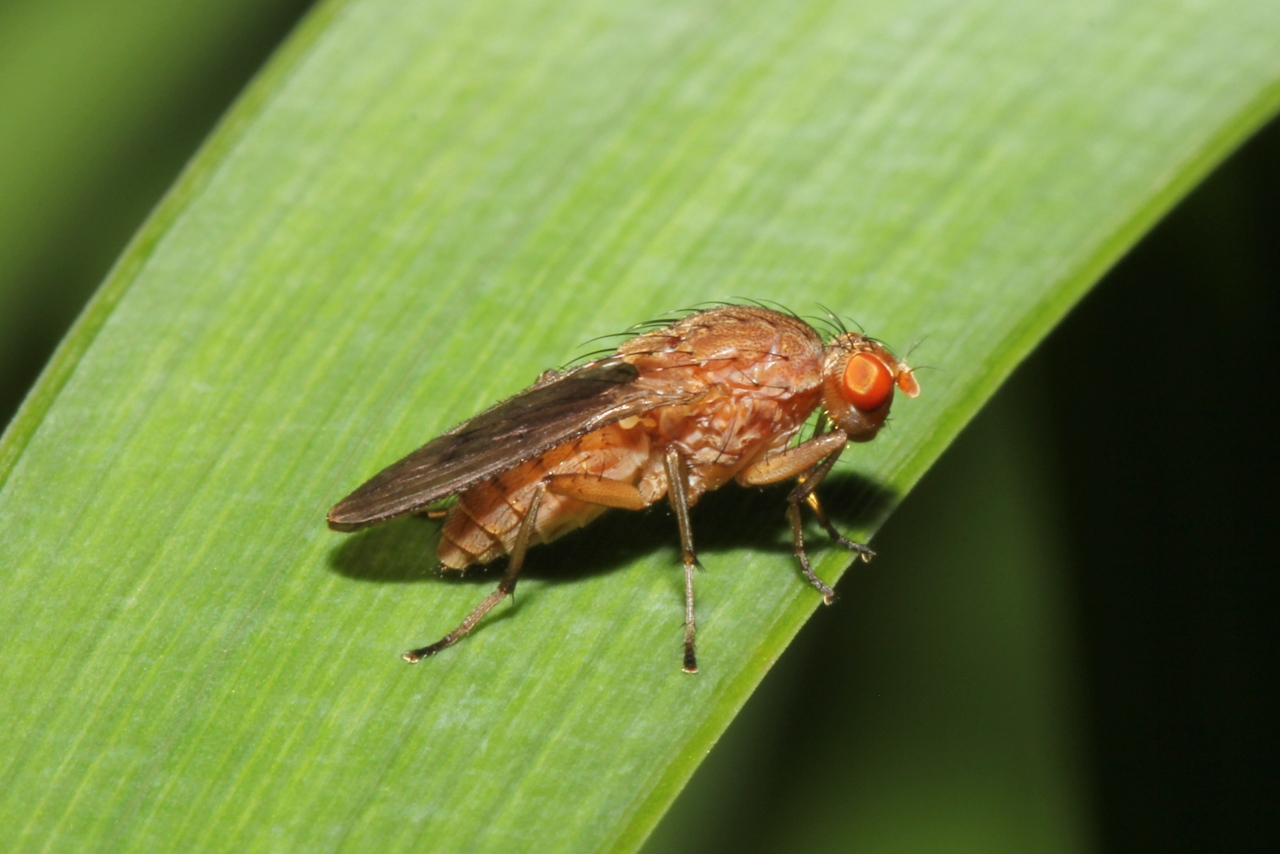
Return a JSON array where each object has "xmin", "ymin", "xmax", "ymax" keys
[{"xmin": 438, "ymin": 421, "xmax": 655, "ymax": 569}]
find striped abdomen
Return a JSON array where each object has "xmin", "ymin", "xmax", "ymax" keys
[{"xmin": 437, "ymin": 421, "xmax": 658, "ymax": 569}]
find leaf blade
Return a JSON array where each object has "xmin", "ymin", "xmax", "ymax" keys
[{"xmin": 1, "ymin": 0, "xmax": 1278, "ymax": 850}]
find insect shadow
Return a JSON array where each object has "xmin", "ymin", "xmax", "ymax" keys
[{"xmin": 325, "ymin": 469, "xmax": 898, "ymax": 588}]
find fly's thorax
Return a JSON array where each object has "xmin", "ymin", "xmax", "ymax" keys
[
  {"xmin": 617, "ymin": 305, "xmax": 827, "ymax": 393},
  {"xmin": 612, "ymin": 307, "xmax": 833, "ymax": 501},
  {"xmin": 821, "ymin": 333, "xmax": 920, "ymax": 442}
]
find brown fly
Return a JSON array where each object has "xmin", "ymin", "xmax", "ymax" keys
[{"xmin": 328, "ymin": 305, "xmax": 919, "ymax": 672}]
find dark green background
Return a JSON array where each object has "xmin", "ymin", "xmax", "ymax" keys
[{"xmin": 2, "ymin": 2, "xmax": 1274, "ymax": 850}]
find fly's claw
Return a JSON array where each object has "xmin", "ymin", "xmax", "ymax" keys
[{"xmin": 833, "ymin": 535, "xmax": 875, "ymax": 563}]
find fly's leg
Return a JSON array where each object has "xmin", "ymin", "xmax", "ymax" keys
[
  {"xmin": 788, "ymin": 454, "xmax": 875, "ymax": 603},
  {"xmin": 550, "ymin": 452, "xmax": 699, "ymax": 672},
  {"xmin": 553, "ymin": 472, "xmax": 710, "ymax": 671},
  {"xmin": 414, "ymin": 507, "xmax": 449, "ymax": 520},
  {"xmin": 788, "ymin": 450, "xmax": 876, "ymax": 563},
  {"xmin": 737, "ymin": 430, "xmax": 872, "ymax": 602},
  {"xmin": 664, "ymin": 447, "xmax": 700, "ymax": 674},
  {"xmin": 403, "ymin": 481, "xmax": 546, "ymax": 662},
  {"xmin": 544, "ymin": 473, "xmax": 649, "ymax": 510},
  {"xmin": 736, "ymin": 430, "xmax": 847, "ymax": 488},
  {"xmin": 804, "ymin": 491, "xmax": 874, "ymax": 562}
]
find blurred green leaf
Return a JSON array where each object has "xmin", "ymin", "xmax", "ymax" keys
[
  {"xmin": 0, "ymin": 0, "xmax": 311, "ymax": 422},
  {"xmin": 1, "ymin": 0, "xmax": 1277, "ymax": 850}
]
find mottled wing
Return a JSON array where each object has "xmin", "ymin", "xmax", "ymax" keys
[{"xmin": 327, "ymin": 359, "xmax": 686, "ymax": 530}]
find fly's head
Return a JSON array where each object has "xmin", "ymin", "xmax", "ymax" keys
[{"xmin": 821, "ymin": 333, "xmax": 920, "ymax": 442}]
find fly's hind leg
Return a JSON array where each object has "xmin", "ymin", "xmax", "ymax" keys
[
  {"xmin": 551, "ymin": 469, "xmax": 701, "ymax": 672},
  {"xmin": 544, "ymin": 473, "xmax": 649, "ymax": 510},
  {"xmin": 406, "ymin": 474, "xmax": 653, "ymax": 663},
  {"xmin": 403, "ymin": 482, "xmax": 546, "ymax": 662},
  {"xmin": 737, "ymin": 430, "xmax": 873, "ymax": 604},
  {"xmin": 663, "ymin": 447, "xmax": 700, "ymax": 674}
]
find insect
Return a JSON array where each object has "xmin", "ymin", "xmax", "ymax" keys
[{"xmin": 328, "ymin": 305, "xmax": 919, "ymax": 672}]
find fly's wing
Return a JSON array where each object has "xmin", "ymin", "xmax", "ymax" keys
[{"xmin": 327, "ymin": 359, "xmax": 690, "ymax": 531}]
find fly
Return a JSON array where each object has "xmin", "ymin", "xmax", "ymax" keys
[{"xmin": 328, "ymin": 305, "xmax": 919, "ymax": 672}]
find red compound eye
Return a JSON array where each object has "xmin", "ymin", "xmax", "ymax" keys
[{"xmin": 842, "ymin": 352, "xmax": 894, "ymax": 411}]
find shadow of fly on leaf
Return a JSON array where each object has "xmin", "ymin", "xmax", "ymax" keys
[
  {"xmin": 327, "ymin": 305, "xmax": 919, "ymax": 673},
  {"xmin": 326, "ymin": 470, "xmax": 897, "ymax": 585}
]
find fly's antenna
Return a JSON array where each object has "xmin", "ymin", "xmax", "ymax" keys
[
  {"xmin": 902, "ymin": 335, "xmax": 929, "ymax": 362},
  {"xmin": 899, "ymin": 336, "xmax": 941, "ymax": 376}
]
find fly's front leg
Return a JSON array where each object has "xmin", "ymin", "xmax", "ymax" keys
[
  {"xmin": 739, "ymin": 431, "xmax": 845, "ymax": 603},
  {"xmin": 664, "ymin": 446, "xmax": 700, "ymax": 674},
  {"xmin": 403, "ymin": 482, "xmax": 546, "ymax": 662},
  {"xmin": 788, "ymin": 448, "xmax": 876, "ymax": 564},
  {"xmin": 737, "ymin": 429, "xmax": 872, "ymax": 604},
  {"xmin": 803, "ymin": 491, "xmax": 874, "ymax": 562}
]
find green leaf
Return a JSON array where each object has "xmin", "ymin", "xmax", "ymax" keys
[
  {"xmin": 0, "ymin": 0, "xmax": 311, "ymax": 422},
  {"xmin": 1, "ymin": 0, "xmax": 1277, "ymax": 850}
]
